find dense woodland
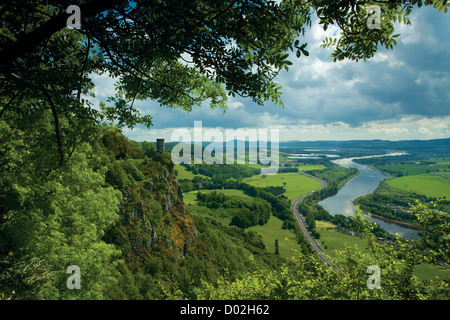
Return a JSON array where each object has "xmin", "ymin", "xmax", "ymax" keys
[
  {"xmin": 1, "ymin": 123, "xmax": 449, "ymax": 300},
  {"xmin": 196, "ymin": 191, "xmax": 272, "ymax": 228}
]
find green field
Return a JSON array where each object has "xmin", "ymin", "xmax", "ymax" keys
[
  {"xmin": 375, "ymin": 157, "xmax": 450, "ymax": 176},
  {"xmin": 296, "ymin": 164, "xmax": 326, "ymax": 171},
  {"xmin": 183, "ymin": 189, "xmax": 252, "ymax": 205},
  {"xmin": 316, "ymin": 225, "xmax": 368, "ymax": 261},
  {"xmin": 242, "ymin": 172, "xmax": 322, "ymax": 201},
  {"xmin": 175, "ymin": 164, "xmax": 210, "ymax": 180},
  {"xmin": 248, "ymin": 216, "xmax": 299, "ymax": 258},
  {"xmin": 184, "ymin": 187, "xmax": 302, "ymax": 258},
  {"xmin": 386, "ymin": 173, "xmax": 450, "ymax": 198}
]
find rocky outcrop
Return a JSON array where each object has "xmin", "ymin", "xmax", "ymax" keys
[{"xmin": 117, "ymin": 160, "xmax": 197, "ymax": 268}]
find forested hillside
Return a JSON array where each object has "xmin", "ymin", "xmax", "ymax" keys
[
  {"xmin": 0, "ymin": 122, "xmax": 297, "ymax": 299},
  {"xmin": 0, "ymin": 125, "xmax": 195, "ymax": 298},
  {"xmin": 2, "ymin": 126, "xmax": 449, "ymax": 300}
]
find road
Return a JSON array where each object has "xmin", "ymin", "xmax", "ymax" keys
[{"xmin": 291, "ymin": 173, "xmax": 344, "ymax": 274}]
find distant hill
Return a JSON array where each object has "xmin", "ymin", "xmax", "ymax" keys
[
  {"xmin": 278, "ymin": 138, "xmax": 450, "ymax": 152},
  {"xmin": 143, "ymin": 138, "xmax": 450, "ymax": 155}
]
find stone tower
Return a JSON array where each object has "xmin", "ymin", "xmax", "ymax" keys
[{"xmin": 156, "ymin": 139, "xmax": 165, "ymax": 152}]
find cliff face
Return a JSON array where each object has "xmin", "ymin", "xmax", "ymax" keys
[
  {"xmin": 142, "ymin": 166, "xmax": 197, "ymax": 254},
  {"xmin": 116, "ymin": 156, "xmax": 197, "ymax": 270}
]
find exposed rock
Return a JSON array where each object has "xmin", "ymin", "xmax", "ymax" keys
[{"xmin": 117, "ymin": 160, "xmax": 197, "ymax": 268}]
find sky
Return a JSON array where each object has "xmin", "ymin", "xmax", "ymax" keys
[{"xmin": 90, "ymin": 6, "xmax": 450, "ymax": 143}]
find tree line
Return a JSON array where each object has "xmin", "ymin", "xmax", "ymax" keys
[{"xmin": 196, "ymin": 191, "xmax": 272, "ymax": 229}]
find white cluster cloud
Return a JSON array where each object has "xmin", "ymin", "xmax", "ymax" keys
[{"xmin": 122, "ymin": 115, "xmax": 450, "ymax": 143}]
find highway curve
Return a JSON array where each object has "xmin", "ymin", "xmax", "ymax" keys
[{"xmin": 291, "ymin": 174, "xmax": 344, "ymax": 274}]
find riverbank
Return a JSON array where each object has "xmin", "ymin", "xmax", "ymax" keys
[
  {"xmin": 350, "ymin": 162, "xmax": 426, "ymax": 232},
  {"xmin": 357, "ymin": 206, "xmax": 425, "ymax": 231},
  {"xmin": 320, "ymin": 156, "xmax": 420, "ymax": 239},
  {"xmin": 336, "ymin": 170, "xmax": 360, "ymax": 189}
]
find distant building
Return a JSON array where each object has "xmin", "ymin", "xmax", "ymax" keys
[{"xmin": 156, "ymin": 139, "xmax": 165, "ymax": 152}]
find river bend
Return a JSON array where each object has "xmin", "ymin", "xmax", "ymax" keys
[{"xmin": 318, "ymin": 157, "xmax": 419, "ymax": 240}]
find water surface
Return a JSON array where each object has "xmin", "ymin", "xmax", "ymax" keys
[{"xmin": 318, "ymin": 157, "xmax": 419, "ymax": 240}]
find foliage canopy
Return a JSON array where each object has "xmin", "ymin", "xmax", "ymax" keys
[{"xmin": 1, "ymin": 0, "xmax": 449, "ymax": 164}]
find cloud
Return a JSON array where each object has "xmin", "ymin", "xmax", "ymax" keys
[
  {"xmin": 90, "ymin": 72, "xmax": 118, "ymax": 99},
  {"xmin": 90, "ymin": 6, "xmax": 450, "ymax": 141},
  {"xmin": 275, "ymin": 115, "xmax": 450, "ymax": 141},
  {"xmin": 121, "ymin": 115, "xmax": 450, "ymax": 143}
]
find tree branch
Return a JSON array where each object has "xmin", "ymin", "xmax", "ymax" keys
[
  {"xmin": 9, "ymin": 72, "xmax": 65, "ymax": 166},
  {"xmin": 41, "ymin": 89, "xmax": 64, "ymax": 167},
  {"xmin": 0, "ymin": 89, "xmax": 22, "ymax": 118},
  {"xmin": 77, "ymin": 36, "xmax": 91, "ymax": 103},
  {"xmin": 0, "ymin": 0, "xmax": 122, "ymax": 71}
]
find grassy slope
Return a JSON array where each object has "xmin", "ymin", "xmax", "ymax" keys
[
  {"xmin": 296, "ymin": 164, "xmax": 326, "ymax": 171},
  {"xmin": 374, "ymin": 157, "xmax": 450, "ymax": 198},
  {"xmin": 175, "ymin": 164, "xmax": 210, "ymax": 180},
  {"xmin": 181, "ymin": 167, "xmax": 325, "ymax": 259},
  {"xmin": 184, "ymin": 190, "xmax": 302, "ymax": 258},
  {"xmin": 386, "ymin": 173, "xmax": 450, "ymax": 198},
  {"xmin": 243, "ymin": 172, "xmax": 322, "ymax": 201},
  {"xmin": 248, "ymin": 216, "xmax": 299, "ymax": 258},
  {"xmin": 183, "ymin": 189, "xmax": 252, "ymax": 205},
  {"xmin": 379, "ymin": 159, "xmax": 450, "ymax": 175}
]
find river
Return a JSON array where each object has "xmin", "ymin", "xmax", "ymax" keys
[{"xmin": 318, "ymin": 155, "xmax": 420, "ymax": 240}]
